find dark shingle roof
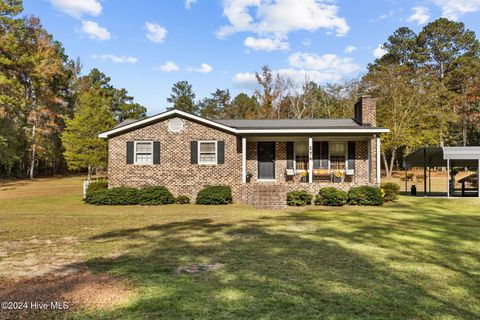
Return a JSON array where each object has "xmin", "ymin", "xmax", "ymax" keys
[
  {"xmin": 114, "ymin": 119, "xmax": 139, "ymax": 128},
  {"xmin": 214, "ymin": 118, "xmax": 363, "ymax": 129}
]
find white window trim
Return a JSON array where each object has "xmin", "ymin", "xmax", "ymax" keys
[
  {"xmin": 198, "ymin": 140, "xmax": 218, "ymax": 165},
  {"xmin": 134, "ymin": 140, "xmax": 154, "ymax": 165},
  {"xmin": 328, "ymin": 141, "xmax": 347, "ymax": 170},
  {"xmin": 293, "ymin": 141, "xmax": 309, "ymax": 172}
]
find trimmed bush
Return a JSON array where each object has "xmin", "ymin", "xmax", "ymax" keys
[
  {"xmin": 347, "ymin": 186, "xmax": 384, "ymax": 206},
  {"xmin": 196, "ymin": 185, "xmax": 232, "ymax": 205},
  {"xmin": 86, "ymin": 179, "xmax": 108, "ymax": 194},
  {"xmin": 175, "ymin": 195, "xmax": 190, "ymax": 204},
  {"xmin": 315, "ymin": 187, "xmax": 347, "ymax": 206},
  {"xmin": 381, "ymin": 182, "xmax": 400, "ymax": 202},
  {"xmin": 138, "ymin": 186, "xmax": 175, "ymax": 205},
  {"xmin": 84, "ymin": 187, "xmax": 139, "ymax": 205},
  {"xmin": 287, "ymin": 190, "xmax": 313, "ymax": 206}
]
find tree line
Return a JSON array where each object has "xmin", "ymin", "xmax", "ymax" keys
[
  {"xmin": 168, "ymin": 19, "xmax": 480, "ymax": 177},
  {"xmin": 0, "ymin": 1, "xmax": 146, "ymax": 178},
  {"xmin": 1, "ymin": 0, "xmax": 479, "ymax": 179}
]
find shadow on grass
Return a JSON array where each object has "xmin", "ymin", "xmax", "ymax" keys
[{"xmin": 83, "ymin": 201, "xmax": 480, "ymax": 319}]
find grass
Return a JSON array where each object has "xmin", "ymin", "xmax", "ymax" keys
[{"xmin": 1, "ymin": 176, "xmax": 479, "ymax": 319}]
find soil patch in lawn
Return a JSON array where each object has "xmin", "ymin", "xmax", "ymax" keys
[
  {"xmin": 0, "ymin": 271, "xmax": 131, "ymax": 319},
  {"xmin": 0, "ymin": 236, "xmax": 84, "ymax": 278}
]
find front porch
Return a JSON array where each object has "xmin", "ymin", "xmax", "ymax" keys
[{"xmin": 240, "ymin": 136, "xmax": 381, "ymax": 187}]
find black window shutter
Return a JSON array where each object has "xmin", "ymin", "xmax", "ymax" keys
[
  {"xmin": 348, "ymin": 141, "xmax": 355, "ymax": 170},
  {"xmin": 126, "ymin": 141, "xmax": 134, "ymax": 164},
  {"xmin": 321, "ymin": 141, "xmax": 329, "ymax": 169},
  {"xmin": 153, "ymin": 141, "xmax": 160, "ymax": 164},
  {"xmin": 286, "ymin": 141, "xmax": 294, "ymax": 169},
  {"xmin": 217, "ymin": 141, "xmax": 225, "ymax": 164},
  {"xmin": 313, "ymin": 141, "xmax": 321, "ymax": 169},
  {"xmin": 190, "ymin": 141, "xmax": 198, "ymax": 164}
]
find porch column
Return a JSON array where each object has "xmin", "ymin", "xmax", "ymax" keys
[
  {"xmin": 367, "ymin": 138, "xmax": 371, "ymax": 184},
  {"xmin": 376, "ymin": 136, "xmax": 381, "ymax": 185},
  {"xmin": 446, "ymin": 159, "xmax": 450, "ymax": 197},
  {"xmin": 308, "ymin": 137, "xmax": 313, "ymax": 183},
  {"xmin": 242, "ymin": 137, "xmax": 246, "ymax": 183}
]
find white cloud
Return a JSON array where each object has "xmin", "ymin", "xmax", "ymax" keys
[
  {"xmin": 369, "ymin": 10, "xmax": 395, "ymax": 22},
  {"xmin": 407, "ymin": 6, "xmax": 430, "ymax": 25},
  {"xmin": 288, "ymin": 52, "xmax": 360, "ymax": 74},
  {"xmin": 244, "ymin": 36, "xmax": 289, "ymax": 51},
  {"xmin": 158, "ymin": 61, "xmax": 180, "ymax": 72},
  {"xmin": 79, "ymin": 21, "xmax": 111, "ymax": 41},
  {"xmin": 373, "ymin": 44, "xmax": 387, "ymax": 59},
  {"xmin": 233, "ymin": 52, "xmax": 360, "ymax": 89},
  {"xmin": 232, "ymin": 72, "xmax": 258, "ymax": 89},
  {"xmin": 233, "ymin": 68, "xmax": 351, "ymax": 89},
  {"xmin": 431, "ymin": 0, "xmax": 480, "ymax": 20},
  {"xmin": 91, "ymin": 54, "xmax": 138, "ymax": 64},
  {"xmin": 145, "ymin": 22, "xmax": 167, "ymax": 43},
  {"xmin": 302, "ymin": 38, "xmax": 312, "ymax": 46},
  {"xmin": 217, "ymin": 0, "xmax": 349, "ymax": 42},
  {"xmin": 50, "ymin": 0, "xmax": 101, "ymax": 18},
  {"xmin": 188, "ymin": 63, "xmax": 213, "ymax": 73},
  {"xmin": 344, "ymin": 45, "xmax": 357, "ymax": 54},
  {"xmin": 185, "ymin": 0, "xmax": 197, "ymax": 9}
]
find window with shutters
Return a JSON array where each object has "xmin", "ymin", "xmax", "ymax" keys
[
  {"xmin": 294, "ymin": 141, "xmax": 309, "ymax": 170},
  {"xmin": 329, "ymin": 142, "xmax": 346, "ymax": 170},
  {"xmin": 134, "ymin": 141, "xmax": 153, "ymax": 164},
  {"xmin": 198, "ymin": 141, "xmax": 217, "ymax": 164}
]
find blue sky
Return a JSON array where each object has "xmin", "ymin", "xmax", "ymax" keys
[{"xmin": 23, "ymin": 0, "xmax": 480, "ymax": 115}]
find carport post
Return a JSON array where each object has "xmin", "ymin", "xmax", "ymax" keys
[
  {"xmin": 423, "ymin": 148, "xmax": 427, "ymax": 197},
  {"xmin": 446, "ymin": 159, "xmax": 450, "ymax": 198}
]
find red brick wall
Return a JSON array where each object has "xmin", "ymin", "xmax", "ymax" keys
[
  {"xmin": 108, "ymin": 116, "xmax": 244, "ymax": 202},
  {"xmin": 107, "ymin": 116, "xmax": 380, "ymax": 204}
]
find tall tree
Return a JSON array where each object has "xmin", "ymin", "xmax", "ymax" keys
[
  {"xmin": 418, "ymin": 18, "xmax": 480, "ymax": 80},
  {"xmin": 198, "ymin": 89, "xmax": 231, "ymax": 119},
  {"xmin": 255, "ymin": 65, "xmax": 287, "ymax": 119},
  {"xmin": 226, "ymin": 93, "xmax": 258, "ymax": 119},
  {"xmin": 62, "ymin": 88, "xmax": 115, "ymax": 179},
  {"xmin": 166, "ymin": 80, "xmax": 197, "ymax": 114}
]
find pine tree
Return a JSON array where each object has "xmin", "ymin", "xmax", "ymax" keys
[{"xmin": 62, "ymin": 88, "xmax": 115, "ymax": 179}]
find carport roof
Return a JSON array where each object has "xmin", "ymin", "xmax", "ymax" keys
[{"xmin": 404, "ymin": 147, "xmax": 480, "ymax": 168}]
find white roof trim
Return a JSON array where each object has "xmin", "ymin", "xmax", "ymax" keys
[
  {"xmin": 98, "ymin": 109, "xmax": 237, "ymax": 138},
  {"xmin": 236, "ymin": 128, "xmax": 390, "ymax": 134},
  {"xmin": 442, "ymin": 146, "xmax": 480, "ymax": 160},
  {"xmin": 98, "ymin": 109, "xmax": 390, "ymax": 138}
]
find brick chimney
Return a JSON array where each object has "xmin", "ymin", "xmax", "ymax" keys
[{"xmin": 354, "ymin": 95, "xmax": 376, "ymax": 127}]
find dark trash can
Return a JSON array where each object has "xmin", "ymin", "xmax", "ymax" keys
[{"xmin": 411, "ymin": 185, "xmax": 417, "ymax": 196}]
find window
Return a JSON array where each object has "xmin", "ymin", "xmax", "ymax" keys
[
  {"xmin": 329, "ymin": 142, "xmax": 346, "ymax": 170},
  {"xmin": 295, "ymin": 141, "xmax": 309, "ymax": 170},
  {"xmin": 135, "ymin": 141, "xmax": 153, "ymax": 164},
  {"xmin": 199, "ymin": 141, "xmax": 217, "ymax": 164}
]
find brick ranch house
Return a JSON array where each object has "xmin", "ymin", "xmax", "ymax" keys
[{"xmin": 99, "ymin": 96, "xmax": 389, "ymax": 208}]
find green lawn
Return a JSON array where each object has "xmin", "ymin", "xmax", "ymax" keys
[{"xmin": 0, "ymin": 177, "xmax": 479, "ymax": 319}]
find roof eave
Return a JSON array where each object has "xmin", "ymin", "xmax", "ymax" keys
[
  {"xmin": 98, "ymin": 109, "xmax": 237, "ymax": 138},
  {"xmin": 236, "ymin": 128, "xmax": 390, "ymax": 134}
]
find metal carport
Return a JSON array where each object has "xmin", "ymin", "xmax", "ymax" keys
[{"xmin": 403, "ymin": 147, "xmax": 480, "ymax": 197}]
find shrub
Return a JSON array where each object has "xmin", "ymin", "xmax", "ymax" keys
[
  {"xmin": 84, "ymin": 187, "xmax": 139, "ymax": 205},
  {"xmin": 315, "ymin": 187, "xmax": 347, "ymax": 206},
  {"xmin": 381, "ymin": 182, "xmax": 400, "ymax": 202},
  {"xmin": 138, "ymin": 186, "xmax": 175, "ymax": 205},
  {"xmin": 287, "ymin": 190, "xmax": 313, "ymax": 206},
  {"xmin": 196, "ymin": 185, "xmax": 232, "ymax": 205},
  {"xmin": 86, "ymin": 179, "xmax": 108, "ymax": 194},
  {"xmin": 401, "ymin": 172, "xmax": 415, "ymax": 181},
  {"xmin": 347, "ymin": 186, "xmax": 384, "ymax": 206},
  {"xmin": 175, "ymin": 195, "xmax": 190, "ymax": 204}
]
